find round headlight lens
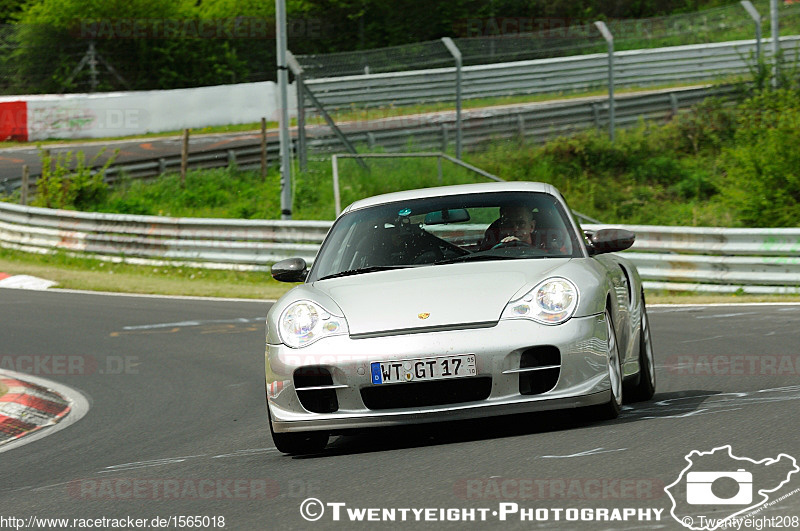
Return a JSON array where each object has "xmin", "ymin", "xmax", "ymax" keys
[
  {"xmin": 501, "ymin": 278, "xmax": 578, "ymax": 325},
  {"xmin": 284, "ymin": 303, "xmax": 319, "ymax": 337},
  {"xmin": 535, "ymin": 279, "xmax": 577, "ymax": 322},
  {"xmin": 278, "ymin": 301, "xmax": 347, "ymax": 348}
]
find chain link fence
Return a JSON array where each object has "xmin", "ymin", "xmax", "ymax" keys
[{"xmin": 295, "ymin": 0, "xmax": 800, "ymax": 80}]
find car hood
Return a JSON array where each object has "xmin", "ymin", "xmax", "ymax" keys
[{"xmin": 312, "ymin": 259, "xmax": 571, "ymax": 336}]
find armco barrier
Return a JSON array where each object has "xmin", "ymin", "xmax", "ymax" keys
[
  {"xmin": 302, "ymin": 37, "xmax": 800, "ymax": 110},
  {"xmin": 1, "ymin": 201, "xmax": 799, "ymax": 293}
]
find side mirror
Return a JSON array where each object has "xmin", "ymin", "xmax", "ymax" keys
[
  {"xmin": 588, "ymin": 229, "xmax": 635, "ymax": 255},
  {"xmin": 271, "ymin": 257, "xmax": 308, "ymax": 283}
]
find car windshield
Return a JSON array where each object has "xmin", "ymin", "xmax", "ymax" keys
[{"xmin": 308, "ymin": 191, "xmax": 583, "ymax": 282}]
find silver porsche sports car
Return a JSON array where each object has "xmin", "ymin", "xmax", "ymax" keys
[{"xmin": 266, "ymin": 182, "xmax": 656, "ymax": 454}]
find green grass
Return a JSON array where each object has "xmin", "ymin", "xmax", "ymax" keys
[
  {"xmin": 63, "ymin": 154, "xmax": 495, "ymax": 221},
  {"xmin": 0, "ymin": 246, "xmax": 290, "ymax": 300}
]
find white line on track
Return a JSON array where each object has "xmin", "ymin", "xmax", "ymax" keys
[
  {"xmin": 695, "ymin": 312, "xmax": 758, "ymax": 319},
  {"xmin": 122, "ymin": 317, "xmax": 263, "ymax": 330}
]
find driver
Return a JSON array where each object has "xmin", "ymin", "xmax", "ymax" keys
[{"xmin": 479, "ymin": 204, "xmax": 536, "ymax": 250}]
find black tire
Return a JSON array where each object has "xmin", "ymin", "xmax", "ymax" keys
[
  {"xmin": 627, "ymin": 294, "xmax": 656, "ymax": 402},
  {"xmin": 267, "ymin": 396, "xmax": 328, "ymax": 455},
  {"xmin": 592, "ymin": 309, "xmax": 623, "ymax": 420}
]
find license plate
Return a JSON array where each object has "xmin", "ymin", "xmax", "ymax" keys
[{"xmin": 370, "ymin": 355, "xmax": 477, "ymax": 385}]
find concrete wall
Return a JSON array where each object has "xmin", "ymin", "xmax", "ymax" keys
[{"xmin": 0, "ymin": 80, "xmax": 296, "ymax": 141}]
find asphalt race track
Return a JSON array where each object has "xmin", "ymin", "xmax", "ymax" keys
[{"xmin": 1, "ymin": 289, "xmax": 799, "ymax": 530}]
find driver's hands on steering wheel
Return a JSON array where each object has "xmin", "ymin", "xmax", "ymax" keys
[{"xmin": 492, "ymin": 236, "xmax": 532, "ymax": 249}]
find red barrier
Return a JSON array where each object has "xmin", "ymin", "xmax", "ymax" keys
[{"xmin": 0, "ymin": 101, "xmax": 28, "ymax": 142}]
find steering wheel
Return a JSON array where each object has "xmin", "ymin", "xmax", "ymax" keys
[{"xmin": 492, "ymin": 239, "xmax": 531, "ymax": 249}]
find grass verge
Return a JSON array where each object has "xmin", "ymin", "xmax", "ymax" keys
[
  {"xmin": 0, "ymin": 247, "xmax": 288, "ymax": 300},
  {"xmin": 0, "ymin": 380, "xmax": 7, "ymax": 399}
]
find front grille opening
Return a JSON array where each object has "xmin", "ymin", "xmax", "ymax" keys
[
  {"xmin": 361, "ymin": 377, "xmax": 492, "ymax": 410},
  {"xmin": 519, "ymin": 346, "xmax": 561, "ymax": 396},
  {"xmin": 293, "ymin": 366, "xmax": 339, "ymax": 413}
]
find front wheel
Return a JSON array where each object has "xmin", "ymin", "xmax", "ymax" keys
[
  {"xmin": 267, "ymin": 402, "xmax": 328, "ymax": 455},
  {"xmin": 628, "ymin": 294, "xmax": 656, "ymax": 402},
  {"xmin": 591, "ymin": 309, "xmax": 623, "ymax": 420}
]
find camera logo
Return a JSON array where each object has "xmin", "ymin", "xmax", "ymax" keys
[
  {"xmin": 665, "ymin": 445, "xmax": 799, "ymax": 531},
  {"xmin": 686, "ymin": 469, "xmax": 752, "ymax": 505}
]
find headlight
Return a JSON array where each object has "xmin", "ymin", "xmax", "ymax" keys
[
  {"xmin": 501, "ymin": 277, "xmax": 579, "ymax": 325},
  {"xmin": 278, "ymin": 300, "xmax": 348, "ymax": 348}
]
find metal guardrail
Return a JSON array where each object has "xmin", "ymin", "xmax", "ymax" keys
[
  {"xmin": 302, "ymin": 37, "xmax": 800, "ymax": 110},
  {"xmin": 582, "ymin": 224, "xmax": 800, "ymax": 294},
  {"xmin": 0, "ymin": 202, "xmax": 330, "ymax": 268},
  {"xmin": 305, "ymin": 84, "xmax": 741, "ymax": 155},
  {"xmin": 2, "ymin": 202, "xmax": 799, "ymax": 293}
]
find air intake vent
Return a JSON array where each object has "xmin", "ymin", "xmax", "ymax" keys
[
  {"xmin": 293, "ymin": 366, "xmax": 339, "ymax": 413},
  {"xmin": 361, "ymin": 377, "xmax": 492, "ymax": 410},
  {"xmin": 519, "ymin": 346, "xmax": 561, "ymax": 396}
]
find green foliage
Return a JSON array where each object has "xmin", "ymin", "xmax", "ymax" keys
[
  {"xmin": 32, "ymin": 147, "xmax": 117, "ymax": 209},
  {"xmin": 88, "ymin": 167, "xmax": 283, "ymax": 218},
  {"xmin": 0, "ymin": 0, "xmax": 26, "ymax": 23},
  {"xmin": 715, "ymin": 89, "xmax": 800, "ymax": 227},
  {"xmin": 10, "ymin": 0, "xmax": 249, "ymax": 92}
]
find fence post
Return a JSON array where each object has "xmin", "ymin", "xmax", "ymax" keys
[
  {"xmin": 288, "ymin": 52, "xmax": 308, "ymax": 173},
  {"xmin": 669, "ymin": 93, "xmax": 679, "ymax": 118},
  {"xmin": 88, "ymin": 42, "xmax": 98, "ymax": 92},
  {"xmin": 276, "ymin": 0, "xmax": 293, "ymax": 220},
  {"xmin": 260, "ymin": 117, "xmax": 268, "ymax": 180},
  {"xmin": 594, "ymin": 21, "xmax": 615, "ymax": 142},
  {"xmin": 21, "ymin": 165, "xmax": 29, "ymax": 206},
  {"xmin": 741, "ymin": 1, "xmax": 763, "ymax": 81},
  {"xmin": 181, "ymin": 128, "xmax": 189, "ymax": 188},
  {"xmin": 227, "ymin": 149, "xmax": 237, "ymax": 169},
  {"xmin": 441, "ymin": 37, "xmax": 463, "ymax": 159},
  {"xmin": 770, "ymin": 0, "xmax": 779, "ymax": 87},
  {"xmin": 332, "ymin": 154, "xmax": 342, "ymax": 215}
]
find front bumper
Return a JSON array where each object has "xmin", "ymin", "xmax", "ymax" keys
[{"xmin": 266, "ymin": 314, "xmax": 610, "ymax": 433}]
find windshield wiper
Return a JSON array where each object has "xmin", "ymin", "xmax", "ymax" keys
[
  {"xmin": 317, "ymin": 265, "xmax": 415, "ymax": 281},
  {"xmin": 434, "ymin": 253, "xmax": 522, "ymax": 265}
]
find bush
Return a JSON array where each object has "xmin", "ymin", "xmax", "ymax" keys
[
  {"xmin": 32, "ymin": 147, "xmax": 116, "ymax": 209},
  {"xmin": 715, "ymin": 89, "xmax": 800, "ymax": 227}
]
